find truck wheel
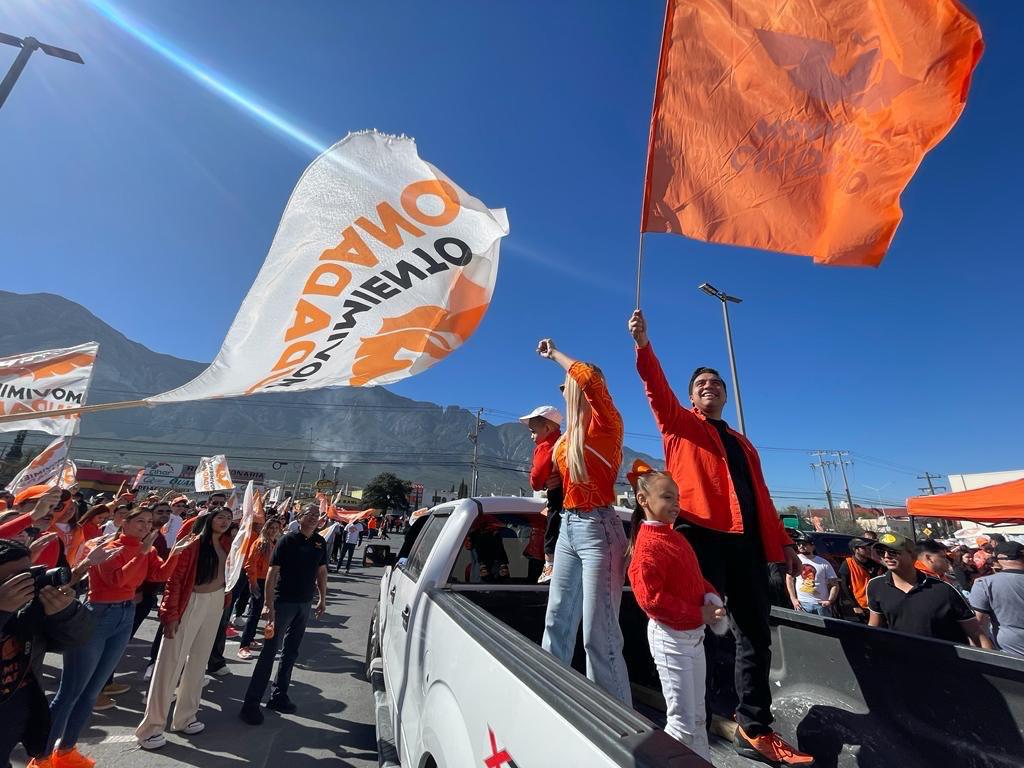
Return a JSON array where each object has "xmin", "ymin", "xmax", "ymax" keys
[{"xmin": 365, "ymin": 604, "xmax": 381, "ymax": 682}]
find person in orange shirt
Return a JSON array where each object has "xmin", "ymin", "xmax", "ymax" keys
[
  {"xmin": 629, "ymin": 310, "xmax": 811, "ymax": 767},
  {"xmin": 238, "ymin": 518, "xmax": 282, "ymax": 659},
  {"xmin": 535, "ymin": 338, "xmax": 630, "ymax": 706}
]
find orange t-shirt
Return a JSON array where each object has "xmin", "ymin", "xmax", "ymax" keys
[{"xmin": 554, "ymin": 362, "xmax": 623, "ymax": 511}]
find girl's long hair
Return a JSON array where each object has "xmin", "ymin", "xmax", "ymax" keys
[
  {"xmin": 194, "ymin": 510, "xmax": 229, "ymax": 586},
  {"xmin": 627, "ymin": 470, "xmax": 675, "ymax": 557},
  {"xmin": 562, "ymin": 372, "xmax": 589, "ymax": 485},
  {"xmin": 256, "ymin": 517, "xmax": 281, "ymax": 555}
]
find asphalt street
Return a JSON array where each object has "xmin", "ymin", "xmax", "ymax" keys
[{"xmin": 14, "ymin": 555, "xmax": 383, "ymax": 768}]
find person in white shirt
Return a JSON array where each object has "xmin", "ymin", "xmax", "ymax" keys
[
  {"xmin": 337, "ymin": 521, "xmax": 361, "ymax": 574},
  {"xmin": 786, "ymin": 532, "xmax": 839, "ymax": 617},
  {"xmin": 286, "ymin": 518, "xmax": 301, "ymax": 534}
]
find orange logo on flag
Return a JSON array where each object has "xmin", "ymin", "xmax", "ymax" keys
[
  {"xmin": 214, "ymin": 462, "xmax": 232, "ymax": 489},
  {"xmin": 349, "ymin": 273, "xmax": 490, "ymax": 386},
  {"xmin": 28, "ymin": 352, "xmax": 95, "ymax": 381},
  {"xmin": 641, "ymin": 0, "xmax": 983, "ymax": 266}
]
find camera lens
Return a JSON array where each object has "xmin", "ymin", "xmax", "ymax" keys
[{"xmin": 29, "ymin": 565, "xmax": 72, "ymax": 591}]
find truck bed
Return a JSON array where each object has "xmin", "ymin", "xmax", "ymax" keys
[{"xmin": 453, "ymin": 585, "xmax": 1024, "ymax": 768}]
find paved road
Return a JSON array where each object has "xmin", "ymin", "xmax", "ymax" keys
[{"xmin": 15, "ymin": 561, "xmax": 383, "ymax": 768}]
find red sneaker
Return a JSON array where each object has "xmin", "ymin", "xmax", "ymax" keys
[
  {"xmin": 225, "ymin": 626, "xmax": 240, "ymax": 639},
  {"xmin": 53, "ymin": 748, "xmax": 96, "ymax": 768},
  {"xmin": 734, "ymin": 726, "xmax": 815, "ymax": 766},
  {"xmin": 26, "ymin": 756, "xmax": 55, "ymax": 768}
]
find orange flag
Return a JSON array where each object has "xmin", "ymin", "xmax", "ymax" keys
[{"xmin": 642, "ymin": 0, "xmax": 983, "ymax": 266}]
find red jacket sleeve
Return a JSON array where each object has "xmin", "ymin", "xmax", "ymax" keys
[
  {"xmin": 629, "ymin": 546, "xmax": 705, "ymax": 630},
  {"xmin": 635, "ymin": 344, "xmax": 704, "ymax": 440},
  {"xmin": 529, "ymin": 440, "xmax": 556, "ymax": 491},
  {"xmin": 159, "ymin": 550, "xmax": 192, "ymax": 625},
  {"xmin": 146, "ymin": 549, "xmax": 179, "ymax": 583},
  {"xmin": 0, "ymin": 512, "xmax": 32, "ymax": 539}
]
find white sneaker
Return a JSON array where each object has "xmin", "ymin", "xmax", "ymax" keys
[
  {"xmin": 232, "ymin": 616, "xmax": 247, "ymax": 629},
  {"xmin": 139, "ymin": 733, "xmax": 167, "ymax": 750},
  {"xmin": 178, "ymin": 720, "xmax": 205, "ymax": 735},
  {"xmin": 143, "ymin": 664, "xmax": 154, "ymax": 681},
  {"xmin": 537, "ymin": 563, "xmax": 554, "ymax": 584}
]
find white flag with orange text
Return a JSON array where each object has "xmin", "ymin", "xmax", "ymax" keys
[
  {"xmin": 0, "ymin": 342, "xmax": 98, "ymax": 435},
  {"xmin": 5, "ymin": 436, "xmax": 71, "ymax": 496},
  {"xmin": 195, "ymin": 454, "xmax": 234, "ymax": 493},
  {"xmin": 147, "ymin": 131, "xmax": 508, "ymax": 403}
]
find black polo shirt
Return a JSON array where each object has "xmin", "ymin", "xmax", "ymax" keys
[
  {"xmin": 270, "ymin": 530, "xmax": 328, "ymax": 603},
  {"xmin": 867, "ymin": 570, "xmax": 974, "ymax": 643}
]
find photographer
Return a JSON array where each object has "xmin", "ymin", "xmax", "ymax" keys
[{"xmin": 0, "ymin": 539, "xmax": 93, "ymax": 767}]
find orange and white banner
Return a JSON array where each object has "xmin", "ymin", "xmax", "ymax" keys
[
  {"xmin": 147, "ymin": 131, "xmax": 508, "ymax": 403},
  {"xmin": 194, "ymin": 454, "xmax": 234, "ymax": 492},
  {"xmin": 5, "ymin": 436, "xmax": 70, "ymax": 496},
  {"xmin": 642, "ymin": 0, "xmax": 983, "ymax": 266},
  {"xmin": 0, "ymin": 342, "xmax": 98, "ymax": 435},
  {"xmin": 226, "ymin": 480, "xmax": 260, "ymax": 589}
]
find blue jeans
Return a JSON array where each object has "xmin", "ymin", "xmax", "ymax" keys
[
  {"xmin": 338, "ymin": 542, "xmax": 356, "ymax": 572},
  {"xmin": 799, "ymin": 602, "xmax": 833, "ymax": 617},
  {"xmin": 541, "ymin": 506, "xmax": 631, "ymax": 706},
  {"xmin": 243, "ymin": 600, "xmax": 310, "ymax": 707},
  {"xmin": 47, "ymin": 601, "xmax": 134, "ymax": 752}
]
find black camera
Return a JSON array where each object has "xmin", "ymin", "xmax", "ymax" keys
[{"xmin": 29, "ymin": 565, "xmax": 71, "ymax": 591}]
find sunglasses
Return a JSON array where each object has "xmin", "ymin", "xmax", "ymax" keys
[{"xmin": 874, "ymin": 547, "xmax": 903, "ymax": 558}]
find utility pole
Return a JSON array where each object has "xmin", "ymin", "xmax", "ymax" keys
[
  {"xmin": 916, "ymin": 472, "xmax": 946, "ymax": 495},
  {"xmin": 810, "ymin": 451, "xmax": 836, "ymax": 529},
  {"xmin": 0, "ymin": 33, "xmax": 83, "ymax": 111},
  {"xmin": 698, "ymin": 283, "xmax": 746, "ymax": 434},
  {"xmin": 468, "ymin": 408, "xmax": 483, "ymax": 496},
  {"xmin": 290, "ymin": 427, "xmax": 313, "ymax": 506},
  {"xmin": 833, "ymin": 451, "xmax": 856, "ymax": 522}
]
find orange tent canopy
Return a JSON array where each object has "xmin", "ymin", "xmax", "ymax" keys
[{"xmin": 907, "ymin": 477, "xmax": 1024, "ymax": 524}]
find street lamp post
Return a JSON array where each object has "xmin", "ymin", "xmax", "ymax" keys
[
  {"xmin": 698, "ymin": 282, "xmax": 746, "ymax": 435},
  {"xmin": 0, "ymin": 33, "xmax": 83, "ymax": 111}
]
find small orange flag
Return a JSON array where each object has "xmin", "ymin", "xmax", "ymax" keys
[{"xmin": 642, "ymin": 0, "xmax": 983, "ymax": 266}]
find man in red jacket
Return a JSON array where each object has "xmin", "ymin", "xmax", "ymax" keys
[{"xmin": 629, "ymin": 310, "xmax": 811, "ymax": 767}]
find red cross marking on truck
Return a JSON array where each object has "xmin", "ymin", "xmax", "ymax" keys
[{"xmin": 484, "ymin": 727, "xmax": 515, "ymax": 768}]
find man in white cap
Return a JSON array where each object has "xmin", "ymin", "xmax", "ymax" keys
[{"xmin": 519, "ymin": 405, "xmax": 563, "ymax": 584}]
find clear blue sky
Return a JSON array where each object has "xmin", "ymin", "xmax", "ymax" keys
[{"xmin": 1, "ymin": 0, "xmax": 1019, "ymax": 508}]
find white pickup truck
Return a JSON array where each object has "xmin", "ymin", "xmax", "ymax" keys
[
  {"xmin": 365, "ymin": 497, "xmax": 1024, "ymax": 768},
  {"xmin": 364, "ymin": 496, "xmax": 708, "ymax": 768}
]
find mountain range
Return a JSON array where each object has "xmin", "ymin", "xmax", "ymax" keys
[{"xmin": 0, "ymin": 291, "xmax": 658, "ymax": 498}]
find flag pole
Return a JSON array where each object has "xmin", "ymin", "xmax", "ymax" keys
[
  {"xmin": 0, "ymin": 398, "xmax": 152, "ymax": 426},
  {"xmin": 635, "ymin": 233, "xmax": 646, "ymax": 309},
  {"xmin": 636, "ymin": 0, "xmax": 673, "ymax": 310}
]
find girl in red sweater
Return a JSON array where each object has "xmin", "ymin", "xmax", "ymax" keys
[{"xmin": 626, "ymin": 462, "xmax": 726, "ymax": 762}]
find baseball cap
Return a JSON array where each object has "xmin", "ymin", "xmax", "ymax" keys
[
  {"xmin": 995, "ymin": 541, "xmax": 1024, "ymax": 561},
  {"xmin": 171, "ymin": 495, "xmax": 189, "ymax": 506},
  {"xmin": 873, "ymin": 532, "xmax": 915, "ymax": 553},
  {"xmin": 519, "ymin": 405, "xmax": 562, "ymax": 426},
  {"xmin": 13, "ymin": 484, "xmax": 52, "ymax": 507},
  {"xmin": 849, "ymin": 537, "xmax": 873, "ymax": 551}
]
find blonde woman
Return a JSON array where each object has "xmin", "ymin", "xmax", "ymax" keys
[{"xmin": 536, "ymin": 339, "xmax": 630, "ymax": 705}]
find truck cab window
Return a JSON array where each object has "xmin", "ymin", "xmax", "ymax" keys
[
  {"xmin": 402, "ymin": 514, "xmax": 448, "ymax": 581},
  {"xmin": 449, "ymin": 514, "xmax": 547, "ymax": 584}
]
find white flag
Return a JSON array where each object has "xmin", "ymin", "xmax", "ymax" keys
[
  {"xmin": 5, "ymin": 436, "xmax": 70, "ymax": 495},
  {"xmin": 195, "ymin": 455, "xmax": 234, "ymax": 492},
  {"xmin": 225, "ymin": 480, "xmax": 258, "ymax": 590},
  {"xmin": 147, "ymin": 130, "xmax": 508, "ymax": 403},
  {"xmin": 0, "ymin": 342, "xmax": 98, "ymax": 435}
]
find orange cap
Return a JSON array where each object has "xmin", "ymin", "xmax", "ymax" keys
[{"xmin": 14, "ymin": 484, "xmax": 52, "ymax": 507}]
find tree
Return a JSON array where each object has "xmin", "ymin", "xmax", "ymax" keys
[{"xmin": 363, "ymin": 472, "xmax": 412, "ymax": 515}]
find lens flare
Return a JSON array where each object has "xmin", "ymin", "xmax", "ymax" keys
[{"xmin": 86, "ymin": 0, "xmax": 326, "ymax": 155}]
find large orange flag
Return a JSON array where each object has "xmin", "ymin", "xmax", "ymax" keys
[{"xmin": 642, "ymin": 0, "xmax": 983, "ymax": 266}]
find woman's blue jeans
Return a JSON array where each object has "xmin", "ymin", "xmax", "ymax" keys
[{"xmin": 47, "ymin": 600, "xmax": 134, "ymax": 753}]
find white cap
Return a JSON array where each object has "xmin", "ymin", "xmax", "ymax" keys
[{"xmin": 518, "ymin": 405, "xmax": 562, "ymax": 426}]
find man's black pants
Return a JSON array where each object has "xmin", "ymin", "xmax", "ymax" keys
[
  {"xmin": 542, "ymin": 486, "xmax": 564, "ymax": 558},
  {"xmin": 682, "ymin": 525, "xmax": 774, "ymax": 736},
  {"xmin": 243, "ymin": 600, "xmax": 310, "ymax": 706}
]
